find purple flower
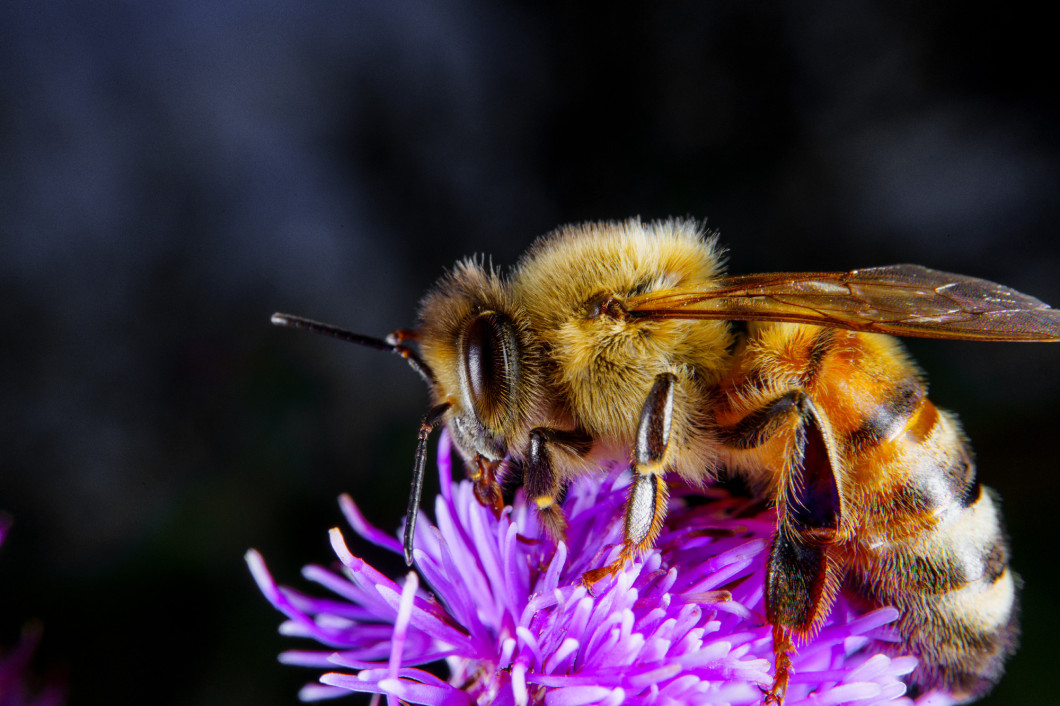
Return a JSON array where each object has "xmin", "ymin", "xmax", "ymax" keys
[{"xmin": 248, "ymin": 434, "xmax": 956, "ymax": 706}]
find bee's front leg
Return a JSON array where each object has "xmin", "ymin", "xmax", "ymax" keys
[{"xmin": 583, "ymin": 372, "xmax": 675, "ymax": 586}]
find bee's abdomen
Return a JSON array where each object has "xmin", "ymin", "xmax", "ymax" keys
[
  {"xmin": 850, "ymin": 404, "xmax": 1019, "ymax": 698},
  {"xmin": 727, "ymin": 325, "xmax": 1020, "ymax": 696}
]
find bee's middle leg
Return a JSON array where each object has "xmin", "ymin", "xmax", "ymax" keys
[
  {"xmin": 526, "ymin": 427, "xmax": 593, "ymax": 543},
  {"xmin": 583, "ymin": 372, "xmax": 676, "ymax": 585}
]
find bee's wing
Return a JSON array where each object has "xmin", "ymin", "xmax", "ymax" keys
[{"xmin": 624, "ymin": 264, "xmax": 1060, "ymax": 341}]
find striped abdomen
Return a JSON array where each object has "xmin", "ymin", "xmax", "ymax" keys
[
  {"xmin": 718, "ymin": 323, "xmax": 1019, "ymax": 699},
  {"xmin": 840, "ymin": 378, "xmax": 1019, "ymax": 698}
]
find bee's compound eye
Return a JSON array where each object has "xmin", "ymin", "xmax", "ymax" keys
[{"xmin": 460, "ymin": 311, "xmax": 519, "ymax": 429}]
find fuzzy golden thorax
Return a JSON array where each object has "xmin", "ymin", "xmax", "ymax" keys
[{"xmin": 510, "ymin": 219, "xmax": 733, "ymax": 480}]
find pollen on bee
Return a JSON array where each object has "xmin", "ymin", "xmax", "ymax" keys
[{"xmin": 534, "ymin": 495, "xmax": 557, "ymax": 510}]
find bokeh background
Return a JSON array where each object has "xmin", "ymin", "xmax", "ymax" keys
[{"xmin": 2, "ymin": 2, "xmax": 1058, "ymax": 704}]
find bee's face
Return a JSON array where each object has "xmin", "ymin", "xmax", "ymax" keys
[{"xmin": 415, "ymin": 260, "xmax": 543, "ymax": 474}]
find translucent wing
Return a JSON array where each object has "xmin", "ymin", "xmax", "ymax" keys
[{"xmin": 624, "ymin": 264, "xmax": 1060, "ymax": 341}]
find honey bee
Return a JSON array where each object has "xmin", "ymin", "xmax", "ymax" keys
[{"xmin": 273, "ymin": 219, "xmax": 1060, "ymax": 703}]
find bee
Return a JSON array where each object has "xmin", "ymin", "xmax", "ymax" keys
[{"xmin": 273, "ymin": 219, "xmax": 1060, "ymax": 703}]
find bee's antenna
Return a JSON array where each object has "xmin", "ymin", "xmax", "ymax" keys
[
  {"xmin": 272, "ymin": 312, "xmax": 448, "ymax": 566},
  {"xmin": 271, "ymin": 313, "xmax": 435, "ymax": 385},
  {"xmin": 405, "ymin": 402, "xmax": 451, "ymax": 566}
]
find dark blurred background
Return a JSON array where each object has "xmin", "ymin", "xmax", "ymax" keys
[{"xmin": 2, "ymin": 2, "xmax": 1058, "ymax": 704}]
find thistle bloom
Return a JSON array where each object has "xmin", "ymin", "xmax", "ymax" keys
[{"xmin": 248, "ymin": 434, "xmax": 956, "ymax": 705}]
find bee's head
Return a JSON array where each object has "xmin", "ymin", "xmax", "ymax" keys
[
  {"xmin": 418, "ymin": 258, "xmax": 534, "ymax": 466},
  {"xmin": 270, "ymin": 260, "xmax": 542, "ymax": 567}
]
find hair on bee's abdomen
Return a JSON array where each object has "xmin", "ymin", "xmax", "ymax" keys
[
  {"xmin": 718, "ymin": 323, "xmax": 1020, "ymax": 698},
  {"xmin": 843, "ymin": 393, "xmax": 1019, "ymax": 699}
]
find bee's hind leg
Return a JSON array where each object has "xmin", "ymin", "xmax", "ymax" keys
[
  {"xmin": 763, "ymin": 624, "xmax": 795, "ymax": 704},
  {"xmin": 716, "ymin": 391, "xmax": 845, "ymax": 705},
  {"xmin": 583, "ymin": 372, "xmax": 675, "ymax": 586}
]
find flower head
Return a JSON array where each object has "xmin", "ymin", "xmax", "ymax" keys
[{"xmin": 248, "ymin": 433, "xmax": 955, "ymax": 705}]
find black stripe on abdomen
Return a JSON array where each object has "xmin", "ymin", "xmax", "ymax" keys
[{"xmin": 853, "ymin": 486, "xmax": 1018, "ymax": 699}]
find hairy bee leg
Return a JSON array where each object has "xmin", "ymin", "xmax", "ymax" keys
[
  {"xmin": 762, "ymin": 531, "xmax": 841, "ymax": 705},
  {"xmin": 583, "ymin": 373, "xmax": 676, "ymax": 586},
  {"xmin": 719, "ymin": 391, "xmax": 844, "ymax": 704},
  {"xmin": 717, "ymin": 390, "xmax": 807, "ymax": 451},
  {"xmin": 526, "ymin": 429, "xmax": 567, "ymax": 543},
  {"xmin": 526, "ymin": 427, "xmax": 594, "ymax": 543}
]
